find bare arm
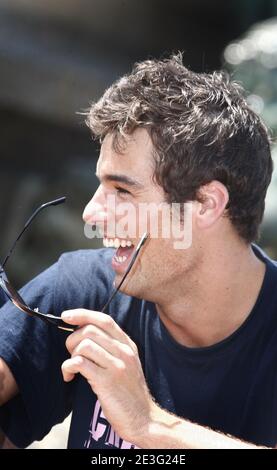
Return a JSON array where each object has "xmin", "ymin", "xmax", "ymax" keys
[
  {"xmin": 0, "ymin": 357, "xmax": 18, "ymax": 406},
  {"xmin": 0, "ymin": 357, "xmax": 19, "ymax": 448},
  {"xmin": 135, "ymin": 406, "xmax": 267, "ymax": 449}
]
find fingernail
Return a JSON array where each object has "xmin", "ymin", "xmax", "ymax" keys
[{"xmin": 62, "ymin": 311, "xmax": 72, "ymax": 319}]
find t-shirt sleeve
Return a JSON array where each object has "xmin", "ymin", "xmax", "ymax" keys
[{"xmin": 0, "ymin": 258, "xmax": 75, "ymax": 448}]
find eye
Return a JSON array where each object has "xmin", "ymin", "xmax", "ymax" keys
[{"xmin": 115, "ymin": 186, "xmax": 131, "ymax": 196}]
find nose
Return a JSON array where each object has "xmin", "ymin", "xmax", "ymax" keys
[{"xmin": 82, "ymin": 185, "xmax": 108, "ymax": 225}]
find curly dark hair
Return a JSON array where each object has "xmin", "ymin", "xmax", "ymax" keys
[{"xmin": 86, "ymin": 53, "xmax": 273, "ymax": 243}]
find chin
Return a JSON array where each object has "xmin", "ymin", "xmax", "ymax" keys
[{"xmin": 117, "ymin": 280, "xmax": 145, "ymax": 300}]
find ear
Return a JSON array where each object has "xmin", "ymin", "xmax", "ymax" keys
[{"xmin": 195, "ymin": 181, "xmax": 229, "ymax": 230}]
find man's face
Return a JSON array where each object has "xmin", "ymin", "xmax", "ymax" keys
[{"xmin": 83, "ymin": 128, "xmax": 194, "ymax": 302}]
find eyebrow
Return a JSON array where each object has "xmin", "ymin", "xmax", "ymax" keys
[{"xmin": 95, "ymin": 173, "xmax": 144, "ymax": 189}]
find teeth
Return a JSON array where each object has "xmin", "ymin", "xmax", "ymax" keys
[
  {"xmin": 114, "ymin": 255, "xmax": 127, "ymax": 263},
  {"xmin": 103, "ymin": 238, "xmax": 109, "ymax": 247},
  {"xmin": 103, "ymin": 238, "xmax": 134, "ymax": 248},
  {"xmin": 114, "ymin": 238, "xmax": 120, "ymax": 248}
]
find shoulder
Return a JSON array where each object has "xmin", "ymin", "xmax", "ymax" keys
[
  {"xmin": 54, "ymin": 248, "xmax": 116, "ymax": 311},
  {"xmin": 252, "ymin": 244, "xmax": 277, "ymax": 267},
  {"xmin": 251, "ymin": 245, "xmax": 277, "ymax": 361},
  {"xmin": 252, "ymin": 244, "xmax": 277, "ymax": 286},
  {"xmin": 56, "ymin": 247, "xmax": 116, "ymax": 291},
  {"xmin": 57, "ymin": 248, "xmax": 114, "ymax": 274}
]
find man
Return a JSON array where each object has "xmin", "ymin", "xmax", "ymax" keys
[{"xmin": 0, "ymin": 54, "xmax": 275, "ymax": 449}]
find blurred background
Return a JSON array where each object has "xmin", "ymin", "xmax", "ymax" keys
[{"xmin": 0, "ymin": 0, "xmax": 277, "ymax": 447}]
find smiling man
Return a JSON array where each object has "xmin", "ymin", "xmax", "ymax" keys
[{"xmin": 0, "ymin": 54, "xmax": 276, "ymax": 449}]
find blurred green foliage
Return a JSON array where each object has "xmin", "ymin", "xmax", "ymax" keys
[{"xmin": 223, "ymin": 18, "xmax": 277, "ymax": 256}]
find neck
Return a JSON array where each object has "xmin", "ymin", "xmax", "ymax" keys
[{"xmin": 155, "ymin": 241, "xmax": 266, "ymax": 348}]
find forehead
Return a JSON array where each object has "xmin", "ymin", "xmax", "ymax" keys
[{"xmin": 97, "ymin": 128, "xmax": 155, "ymax": 179}]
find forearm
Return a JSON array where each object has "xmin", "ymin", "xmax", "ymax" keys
[
  {"xmin": 135, "ymin": 405, "xmax": 267, "ymax": 449},
  {"xmin": 0, "ymin": 358, "xmax": 19, "ymax": 448},
  {"xmin": 0, "ymin": 358, "xmax": 18, "ymax": 406}
]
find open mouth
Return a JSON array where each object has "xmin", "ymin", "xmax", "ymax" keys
[{"xmin": 103, "ymin": 237, "xmax": 135, "ymax": 271}]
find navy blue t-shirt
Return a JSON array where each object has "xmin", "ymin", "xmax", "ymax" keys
[{"xmin": 0, "ymin": 246, "xmax": 277, "ymax": 448}]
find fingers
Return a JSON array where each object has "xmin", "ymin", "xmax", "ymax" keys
[
  {"xmin": 62, "ymin": 309, "xmax": 137, "ymax": 352},
  {"xmin": 61, "ymin": 345, "xmax": 127, "ymax": 384},
  {"xmin": 71, "ymin": 337, "xmax": 123, "ymax": 369},
  {"xmin": 61, "ymin": 308, "xmax": 139, "ymax": 385},
  {"xmin": 62, "ymin": 309, "xmax": 124, "ymax": 340},
  {"xmin": 61, "ymin": 355, "xmax": 98, "ymax": 384},
  {"xmin": 65, "ymin": 323, "xmax": 110, "ymax": 353}
]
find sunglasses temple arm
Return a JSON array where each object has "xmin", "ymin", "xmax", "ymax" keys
[
  {"xmin": 101, "ymin": 232, "xmax": 148, "ymax": 314},
  {"xmin": 1, "ymin": 197, "xmax": 66, "ymax": 270}
]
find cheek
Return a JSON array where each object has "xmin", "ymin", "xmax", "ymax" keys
[
  {"xmin": 114, "ymin": 202, "xmax": 139, "ymax": 239},
  {"xmin": 134, "ymin": 206, "xmax": 172, "ymax": 240},
  {"xmin": 143, "ymin": 239, "xmax": 170, "ymax": 273},
  {"xmin": 151, "ymin": 240, "xmax": 186, "ymax": 273},
  {"xmin": 114, "ymin": 199, "xmax": 165, "ymax": 241}
]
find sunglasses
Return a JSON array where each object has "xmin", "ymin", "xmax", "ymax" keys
[{"xmin": 0, "ymin": 198, "xmax": 148, "ymax": 332}]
